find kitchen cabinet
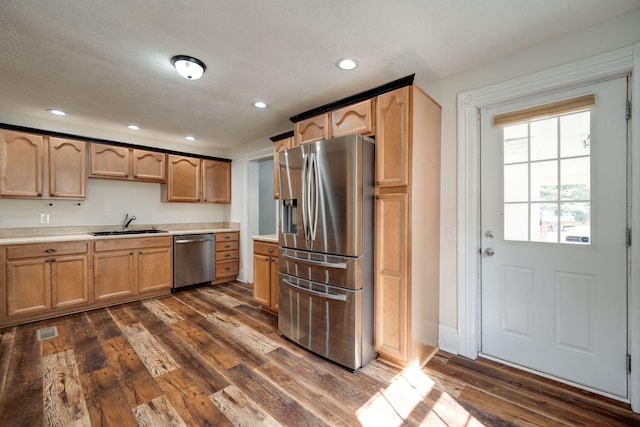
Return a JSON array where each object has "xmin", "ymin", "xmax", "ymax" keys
[
  {"xmin": 2, "ymin": 241, "xmax": 90, "ymax": 321},
  {"xmin": 294, "ymin": 114, "xmax": 329, "ymax": 146},
  {"xmin": 252, "ymin": 240, "xmax": 279, "ymax": 313},
  {"xmin": 272, "ymin": 136, "xmax": 292, "ymax": 199},
  {"xmin": 213, "ymin": 232, "xmax": 239, "ymax": 284},
  {"xmin": 90, "ymin": 143, "xmax": 166, "ymax": 182},
  {"xmin": 93, "ymin": 236, "xmax": 172, "ymax": 301},
  {"xmin": 331, "ymin": 99, "xmax": 375, "ymax": 138},
  {"xmin": 163, "ymin": 155, "xmax": 231, "ymax": 203},
  {"xmin": 0, "ymin": 130, "xmax": 86, "ymax": 199},
  {"xmin": 374, "ymin": 85, "xmax": 441, "ymax": 368},
  {"xmin": 202, "ymin": 159, "xmax": 231, "ymax": 203}
]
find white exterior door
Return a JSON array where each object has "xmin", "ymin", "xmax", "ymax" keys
[{"xmin": 480, "ymin": 77, "xmax": 628, "ymax": 398}]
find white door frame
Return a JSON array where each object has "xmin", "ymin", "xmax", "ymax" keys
[{"xmin": 457, "ymin": 44, "xmax": 640, "ymax": 411}]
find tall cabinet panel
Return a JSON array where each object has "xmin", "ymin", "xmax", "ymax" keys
[{"xmin": 374, "ymin": 85, "xmax": 441, "ymax": 368}]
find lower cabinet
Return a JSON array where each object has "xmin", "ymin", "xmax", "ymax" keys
[
  {"xmin": 93, "ymin": 236, "xmax": 172, "ymax": 301},
  {"xmin": 3, "ymin": 241, "xmax": 90, "ymax": 321},
  {"xmin": 252, "ymin": 240, "xmax": 279, "ymax": 314},
  {"xmin": 213, "ymin": 232, "xmax": 239, "ymax": 284}
]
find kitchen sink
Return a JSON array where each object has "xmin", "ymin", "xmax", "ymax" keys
[{"xmin": 89, "ymin": 229, "xmax": 169, "ymax": 236}]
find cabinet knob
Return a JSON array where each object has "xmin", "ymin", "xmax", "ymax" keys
[
  {"xmin": 267, "ymin": 248, "xmax": 274, "ymax": 253},
  {"xmin": 51, "ymin": 259, "xmax": 56, "ymax": 263},
  {"xmin": 375, "ymin": 181, "xmax": 380, "ymax": 186},
  {"xmin": 130, "ymin": 252, "xmax": 134, "ymax": 255},
  {"xmin": 375, "ymin": 195, "xmax": 380, "ymax": 200},
  {"xmin": 45, "ymin": 259, "xmax": 50, "ymax": 263}
]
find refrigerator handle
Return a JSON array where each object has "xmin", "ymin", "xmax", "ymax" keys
[
  {"xmin": 282, "ymin": 253, "xmax": 348, "ymax": 269},
  {"xmin": 309, "ymin": 152, "xmax": 319, "ymax": 241},
  {"xmin": 282, "ymin": 279, "xmax": 348, "ymax": 301},
  {"xmin": 301, "ymin": 154, "xmax": 310, "ymax": 241}
]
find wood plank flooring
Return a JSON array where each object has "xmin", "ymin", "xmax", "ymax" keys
[{"xmin": 1, "ymin": 281, "xmax": 639, "ymax": 426}]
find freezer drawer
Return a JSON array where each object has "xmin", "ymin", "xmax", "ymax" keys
[
  {"xmin": 279, "ymin": 247, "xmax": 360, "ymax": 290},
  {"xmin": 278, "ymin": 273, "xmax": 374, "ymax": 371}
]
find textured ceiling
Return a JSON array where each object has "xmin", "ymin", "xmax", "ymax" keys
[{"xmin": 1, "ymin": 0, "xmax": 639, "ymax": 152}]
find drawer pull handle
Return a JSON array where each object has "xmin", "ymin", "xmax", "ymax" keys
[
  {"xmin": 44, "ymin": 248, "xmax": 57, "ymax": 253},
  {"xmin": 225, "ymin": 245, "xmax": 231, "ymax": 249},
  {"xmin": 225, "ymin": 254, "xmax": 231, "ymax": 258},
  {"xmin": 225, "ymin": 267, "xmax": 231, "ymax": 271},
  {"xmin": 267, "ymin": 248, "xmax": 274, "ymax": 253},
  {"xmin": 224, "ymin": 236, "xmax": 231, "ymax": 240}
]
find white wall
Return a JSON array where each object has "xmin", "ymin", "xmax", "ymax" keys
[
  {"xmin": 0, "ymin": 178, "xmax": 229, "ymax": 229},
  {"xmin": 420, "ymin": 9, "xmax": 640, "ymax": 353}
]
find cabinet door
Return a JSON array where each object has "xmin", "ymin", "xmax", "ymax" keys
[
  {"xmin": 93, "ymin": 251, "xmax": 136, "ymax": 300},
  {"xmin": 0, "ymin": 130, "xmax": 44, "ymax": 197},
  {"xmin": 273, "ymin": 136, "xmax": 292, "ymax": 199},
  {"xmin": 269, "ymin": 257, "xmax": 279, "ymax": 312},
  {"xmin": 90, "ymin": 144, "xmax": 130, "ymax": 178},
  {"xmin": 51, "ymin": 255, "xmax": 90, "ymax": 308},
  {"xmin": 374, "ymin": 191, "xmax": 409, "ymax": 363},
  {"xmin": 331, "ymin": 99, "xmax": 375, "ymax": 138},
  {"xmin": 294, "ymin": 114, "xmax": 329, "ymax": 146},
  {"xmin": 376, "ymin": 87, "xmax": 410, "ymax": 188},
  {"xmin": 49, "ymin": 138, "xmax": 87, "ymax": 199},
  {"xmin": 202, "ymin": 159, "xmax": 231, "ymax": 203},
  {"xmin": 133, "ymin": 149, "xmax": 166, "ymax": 182},
  {"xmin": 138, "ymin": 247, "xmax": 172, "ymax": 293},
  {"xmin": 5, "ymin": 258, "xmax": 51, "ymax": 316},
  {"xmin": 253, "ymin": 254, "xmax": 271, "ymax": 307},
  {"xmin": 166, "ymin": 155, "xmax": 201, "ymax": 202}
]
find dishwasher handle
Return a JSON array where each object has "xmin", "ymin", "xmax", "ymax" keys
[{"xmin": 175, "ymin": 237, "xmax": 214, "ymax": 244}]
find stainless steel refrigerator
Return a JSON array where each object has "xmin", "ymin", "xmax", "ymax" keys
[{"xmin": 278, "ymin": 133, "xmax": 376, "ymax": 371}]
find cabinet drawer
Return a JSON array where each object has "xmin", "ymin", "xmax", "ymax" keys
[
  {"xmin": 253, "ymin": 241, "xmax": 278, "ymax": 257},
  {"xmin": 94, "ymin": 236, "xmax": 171, "ymax": 252},
  {"xmin": 6, "ymin": 241, "xmax": 89, "ymax": 260},
  {"xmin": 216, "ymin": 249, "xmax": 238, "ymax": 262},
  {"xmin": 216, "ymin": 260, "xmax": 239, "ymax": 278},
  {"xmin": 216, "ymin": 240, "xmax": 239, "ymax": 252},
  {"xmin": 216, "ymin": 232, "xmax": 238, "ymax": 242}
]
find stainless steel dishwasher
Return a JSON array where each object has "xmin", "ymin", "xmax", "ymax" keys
[{"xmin": 173, "ymin": 233, "xmax": 215, "ymax": 290}]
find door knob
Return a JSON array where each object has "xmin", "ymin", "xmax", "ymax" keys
[{"xmin": 484, "ymin": 248, "xmax": 495, "ymax": 256}]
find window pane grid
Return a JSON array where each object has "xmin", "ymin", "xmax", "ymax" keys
[{"xmin": 503, "ymin": 111, "xmax": 590, "ymax": 245}]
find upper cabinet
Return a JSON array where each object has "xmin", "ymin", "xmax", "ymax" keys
[
  {"xmin": 163, "ymin": 154, "xmax": 231, "ymax": 203},
  {"xmin": 376, "ymin": 88, "xmax": 410, "ymax": 188},
  {"xmin": 90, "ymin": 143, "xmax": 165, "ymax": 182},
  {"xmin": 48, "ymin": 137, "xmax": 87, "ymax": 198},
  {"xmin": 331, "ymin": 99, "xmax": 375, "ymax": 138},
  {"xmin": 294, "ymin": 114, "xmax": 330, "ymax": 146},
  {"xmin": 0, "ymin": 130, "xmax": 86, "ymax": 200},
  {"xmin": 272, "ymin": 136, "xmax": 292, "ymax": 199}
]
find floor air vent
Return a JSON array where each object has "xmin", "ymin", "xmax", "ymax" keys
[{"xmin": 36, "ymin": 326, "xmax": 58, "ymax": 341}]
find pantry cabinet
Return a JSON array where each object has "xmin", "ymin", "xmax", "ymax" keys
[
  {"xmin": 93, "ymin": 236, "xmax": 172, "ymax": 301},
  {"xmin": 0, "ymin": 130, "xmax": 86, "ymax": 199},
  {"xmin": 374, "ymin": 85, "xmax": 441, "ymax": 368},
  {"xmin": 90, "ymin": 143, "xmax": 166, "ymax": 182},
  {"xmin": 2, "ymin": 241, "xmax": 90, "ymax": 320},
  {"xmin": 252, "ymin": 240, "xmax": 279, "ymax": 314}
]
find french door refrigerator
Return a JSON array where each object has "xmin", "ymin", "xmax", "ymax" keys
[{"xmin": 278, "ymin": 133, "xmax": 376, "ymax": 371}]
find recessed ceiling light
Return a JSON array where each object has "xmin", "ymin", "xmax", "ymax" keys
[
  {"xmin": 171, "ymin": 55, "xmax": 206, "ymax": 80},
  {"xmin": 253, "ymin": 101, "xmax": 268, "ymax": 109},
  {"xmin": 47, "ymin": 108, "xmax": 67, "ymax": 116},
  {"xmin": 336, "ymin": 57, "xmax": 358, "ymax": 70},
  {"xmin": 127, "ymin": 124, "xmax": 141, "ymax": 130},
  {"xmin": 185, "ymin": 135, "xmax": 196, "ymax": 141}
]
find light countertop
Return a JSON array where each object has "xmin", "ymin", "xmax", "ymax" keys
[
  {"xmin": 0, "ymin": 227, "xmax": 239, "ymax": 245},
  {"xmin": 251, "ymin": 234, "xmax": 278, "ymax": 243}
]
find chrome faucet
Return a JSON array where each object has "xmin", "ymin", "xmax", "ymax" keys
[{"xmin": 122, "ymin": 213, "xmax": 136, "ymax": 230}]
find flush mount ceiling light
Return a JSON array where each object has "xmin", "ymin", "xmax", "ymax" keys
[
  {"xmin": 185, "ymin": 135, "xmax": 196, "ymax": 141},
  {"xmin": 171, "ymin": 55, "xmax": 206, "ymax": 80},
  {"xmin": 336, "ymin": 57, "xmax": 358, "ymax": 70},
  {"xmin": 253, "ymin": 101, "xmax": 268, "ymax": 109},
  {"xmin": 47, "ymin": 108, "xmax": 67, "ymax": 116},
  {"xmin": 127, "ymin": 124, "xmax": 141, "ymax": 130}
]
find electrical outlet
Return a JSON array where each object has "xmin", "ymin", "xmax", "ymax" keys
[{"xmin": 40, "ymin": 213, "xmax": 50, "ymax": 224}]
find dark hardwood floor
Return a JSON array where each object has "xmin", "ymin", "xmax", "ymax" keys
[{"xmin": 1, "ymin": 281, "xmax": 639, "ymax": 426}]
